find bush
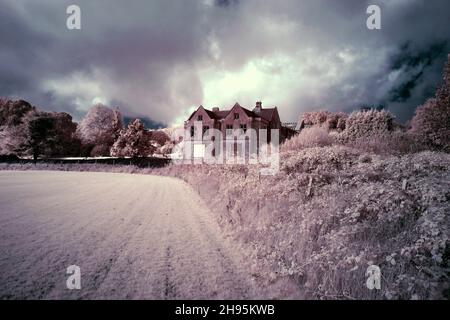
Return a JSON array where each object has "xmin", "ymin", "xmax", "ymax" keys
[
  {"xmin": 299, "ymin": 111, "xmax": 330, "ymax": 127},
  {"xmin": 326, "ymin": 112, "xmax": 348, "ymax": 131},
  {"xmin": 409, "ymin": 56, "xmax": 450, "ymax": 152},
  {"xmin": 339, "ymin": 109, "xmax": 395, "ymax": 143},
  {"xmin": 153, "ymin": 147, "xmax": 450, "ymax": 300},
  {"xmin": 281, "ymin": 126, "xmax": 332, "ymax": 151},
  {"xmin": 298, "ymin": 111, "xmax": 347, "ymax": 131},
  {"xmin": 344, "ymin": 131, "xmax": 426, "ymax": 156}
]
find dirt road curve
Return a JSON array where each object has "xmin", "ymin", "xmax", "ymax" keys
[{"xmin": 0, "ymin": 171, "xmax": 258, "ymax": 299}]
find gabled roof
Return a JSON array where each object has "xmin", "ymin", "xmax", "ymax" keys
[
  {"xmin": 187, "ymin": 105, "xmax": 219, "ymax": 121},
  {"xmin": 241, "ymin": 107, "xmax": 258, "ymax": 118},
  {"xmin": 259, "ymin": 108, "xmax": 276, "ymax": 122},
  {"xmin": 187, "ymin": 103, "xmax": 278, "ymax": 122},
  {"xmin": 204, "ymin": 109, "xmax": 218, "ymax": 119},
  {"xmin": 214, "ymin": 110, "xmax": 229, "ymax": 119}
]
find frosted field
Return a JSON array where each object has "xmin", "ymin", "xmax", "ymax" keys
[{"xmin": 0, "ymin": 171, "xmax": 257, "ymax": 299}]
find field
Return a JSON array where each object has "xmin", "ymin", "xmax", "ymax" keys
[{"xmin": 0, "ymin": 171, "xmax": 262, "ymax": 299}]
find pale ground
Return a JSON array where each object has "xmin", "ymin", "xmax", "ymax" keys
[{"xmin": 0, "ymin": 171, "xmax": 260, "ymax": 299}]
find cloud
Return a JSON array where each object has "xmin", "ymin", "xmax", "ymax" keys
[
  {"xmin": 387, "ymin": 41, "xmax": 447, "ymax": 102},
  {"xmin": 0, "ymin": 0, "xmax": 449, "ymax": 125}
]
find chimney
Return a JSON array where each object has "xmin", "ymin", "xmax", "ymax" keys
[
  {"xmin": 253, "ymin": 101, "xmax": 262, "ymax": 114},
  {"xmin": 212, "ymin": 107, "xmax": 219, "ymax": 112}
]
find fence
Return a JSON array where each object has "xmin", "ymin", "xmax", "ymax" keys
[{"xmin": 0, "ymin": 155, "xmax": 171, "ymax": 168}]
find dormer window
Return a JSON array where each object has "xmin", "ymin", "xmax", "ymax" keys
[
  {"xmin": 234, "ymin": 113, "xmax": 239, "ymax": 119},
  {"xmin": 197, "ymin": 115, "xmax": 203, "ymax": 121}
]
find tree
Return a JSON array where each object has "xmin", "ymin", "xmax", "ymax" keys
[
  {"xmin": 149, "ymin": 130, "xmax": 170, "ymax": 146},
  {"xmin": 110, "ymin": 119, "xmax": 155, "ymax": 157},
  {"xmin": 1, "ymin": 99, "xmax": 80, "ymax": 157},
  {"xmin": 0, "ymin": 99, "xmax": 36, "ymax": 156},
  {"xmin": 76, "ymin": 104, "xmax": 123, "ymax": 156},
  {"xmin": 49, "ymin": 112, "xmax": 81, "ymax": 156},
  {"xmin": 410, "ymin": 54, "xmax": 450, "ymax": 151},
  {"xmin": 0, "ymin": 98, "xmax": 35, "ymax": 126},
  {"xmin": 25, "ymin": 112, "xmax": 79, "ymax": 160},
  {"xmin": 149, "ymin": 130, "xmax": 172, "ymax": 156},
  {"xmin": 27, "ymin": 114, "xmax": 55, "ymax": 160}
]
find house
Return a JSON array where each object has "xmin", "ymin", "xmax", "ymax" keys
[{"xmin": 184, "ymin": 101, "xmax": 296, "ymax": 158}]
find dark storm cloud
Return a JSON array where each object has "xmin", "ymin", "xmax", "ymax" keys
[
  {"xmin": 1, "ymin": 0, "xmax": 449, "ymax": 125},
  {"xmin": 215, "ymin": 0, "xmax": 239, "ymax": 8},
  {"xmin": 388, "ymin": 41, "xmax": 447, "ymax": 102},
  {"xmin": 0, "ymin": 0, "xmax": 209, "ymax": 123}
]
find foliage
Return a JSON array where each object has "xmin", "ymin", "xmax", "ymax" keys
[
  {"xmin": 409, "ymin": 55, "xmax": 450, "ymax": 152},
  {"xmin": 0, "ymin": 98, "xmax": 35, "ymax": 126},
  {"xmin": 338, "ymin": 109, "xmax": 395, "ymax": 143},
  {"xmin": 110, "ymin": 119, "xmax": 156, "ymax": 157},
  {"xmin": 25, "ymin": 112, "xmax": 79, "ymax": 159},
  {"xmin": 76, "ymin": 104, "xmax": 123, "ymax": 156},
  {"xmin": 281, "ymin": 126, "xmax": 332, "ymax": 151},
  {"xmin": 0, "ymin": 99, "xmax": 36, "ymax": 155},
  {"xmin": 298, "ymin": 111, "xmax": 347, "ymax": 131},
  {"xmin": 0, "ymin": 99, "xmax": 79, "ymax": 158},
  {"xmin": 154, "ymin": 147, "xmax": 450, "ymax": 299}
]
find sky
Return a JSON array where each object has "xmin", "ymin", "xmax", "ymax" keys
[{"xmin": 1, "ymin": 0, "xmax": 449, "ymax": 127}]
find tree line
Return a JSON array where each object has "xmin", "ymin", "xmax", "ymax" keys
[{"xmin": 0, "ymin": 102, "xmax": 173, "ymax": 159}]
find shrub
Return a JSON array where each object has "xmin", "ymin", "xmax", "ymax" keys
[
  {"xmin": 344, "ymin": 130, "xmax": 426, "ymax": 155},
  {"xmin": 281, "ymin": 126, "xmax": 332, "ymax": 151},
  {"xmin": 409, "ymin": 56, "xmax": 450, "ymax": 152},
  {"xmin": 152, "ymin": 147, "xmax": 450, "ymax": 300},
  {"xmin": 326, "ymin": 112, "xmax": 348, "ymax": 131},
  {"xmin": 298, "ymin": 111, "xmax": 347, "ymax": 131},
  {"xmin": 340, "ymin": 109, "xmax": 395, "ymax": 143}
]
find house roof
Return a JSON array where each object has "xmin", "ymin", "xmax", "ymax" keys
[
  {"xmin": 187, "ymin": 106, "xmax": 217, "ymax": 121},
  {"xmin": 214, "ymin": 110, "xmax": 229, "ymax": 119},
  {"xmin": 204, "ymin": 109, "xmax": 218, "ymax": 119},
  {"xmin": 259, "ymin": 108, "xmax": 276, "ymax": 122},
  {"xmin": 187, "ymin": 103, "xmax": 277, "ymax": 122}
]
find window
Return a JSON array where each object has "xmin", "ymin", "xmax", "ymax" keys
[
  {"xmin": 190, "ymin": 126, "xmax": 195, "ymax": 137},
  {"xmin": 197, "ymin": 115, "xmax": 203, "ymax": 121},
  {"xmin": 234, "ymin": 113, "xmax": 239, "ymax": 119},
  {"xmin": 240, "ymin": 124, "xmax": 247, "ymax": 133},
  {"xmin": 226, "ymin": 124, "xmax": 233, "ymax": 135},
  {"xmin": 202, "ymin": 126, "xmax": 209, "ymax": 135}
]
